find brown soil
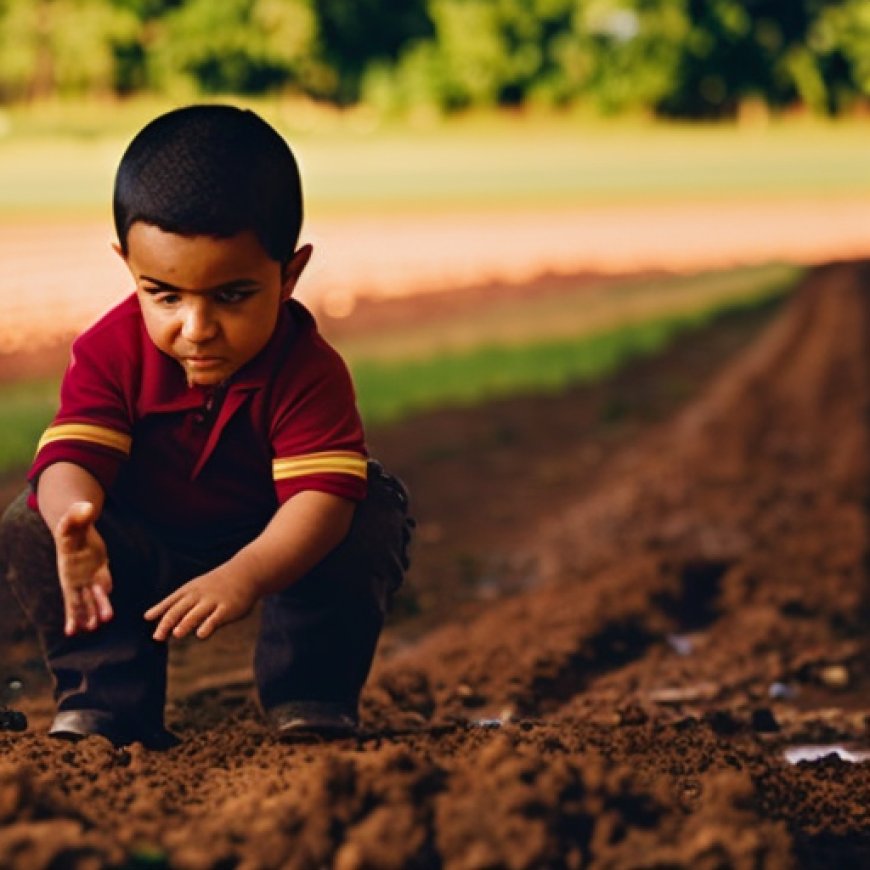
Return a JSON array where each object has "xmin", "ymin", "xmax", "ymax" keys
[{"xmin": 1, "ymin": 263, "xmax": 869, "ymax": 868}]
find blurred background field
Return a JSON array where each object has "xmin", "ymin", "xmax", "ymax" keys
[
  {"xmin": 3, "ymin": 106, "xmax": 870, "ymax": 216},
  {"xmin": 1, "ymin": 0, "xmax": 870, "ymax": 476}
]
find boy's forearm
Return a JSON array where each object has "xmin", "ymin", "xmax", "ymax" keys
[
  {"xmin": 144, "ymin": 490, "xmax": 357, "ymax": 642},
  {"xmin": 230, "ymin": 490, "xmax": 356, "ymax": 598},
  {"xmin": 36, "ymin": 462, "xmax": 105, "ymax": 537}
]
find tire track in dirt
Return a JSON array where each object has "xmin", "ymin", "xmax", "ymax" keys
[
  {"xmin": 365, "ymin": 263, "xmax": 869, "ymax": 726},
  {"xmin": 353, "ymin": 262, "xmax": 870, "ymax": 866}
]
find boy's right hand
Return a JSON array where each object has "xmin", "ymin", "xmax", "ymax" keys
[{"xmin": 54, "ymin": 501, "xmax": 114, "ymax": 636}]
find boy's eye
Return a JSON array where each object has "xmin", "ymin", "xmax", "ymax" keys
[
  {"xmin": 149, "ymin": 290, "xmax": 180, "ymax": 305},
  {"xmin": 213, "ymin": 288, "xmax": 254, "ymax": 305}
]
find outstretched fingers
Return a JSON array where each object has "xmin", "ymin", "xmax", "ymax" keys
[
  {"xmin": 194, "ymin": 610, "xmax": 225, "ymax": 640},
  {"xmin": 54, "ymin": 501, "xmax": 114, "ymax": 636},
  {"xmin": 145, "ymin": 590, "xmax": 220, "ymax": 641},
  {"xmin": 91, "ymin": 583, "xmax": 114, "ymax": 623},
  {"xmin": 144, "ymin": 592, "xmax": 186, "ymax": 641},
  {"xmin": 64, "ymin": 586, "xmax": 99, "ymax": 636},
  {"xmin": 174, "ymin": 602, "xmax": 222, "ymax": 640}
]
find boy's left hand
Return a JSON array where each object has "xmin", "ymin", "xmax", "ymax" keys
[{"xmin": 144, "ymin": 569, "xmax": 257, "ymax": 641}]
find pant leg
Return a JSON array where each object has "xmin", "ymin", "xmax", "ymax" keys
[
  {"xmin": 254, "ymin": 461, "xmax": 414, "ymax": 715},
  {"xmin": 0, "ymin": 491, "xmax": 171, "ymax": 739}
]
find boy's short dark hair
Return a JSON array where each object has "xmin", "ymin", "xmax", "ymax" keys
[{"xmin": 113, "ymin": 104, "xmax": 303, "ymax": 264}]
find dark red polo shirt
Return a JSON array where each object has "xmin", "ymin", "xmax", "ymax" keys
[{"xmin": 29, "ymin": 295, "xmax": 367, "ymax": 539}]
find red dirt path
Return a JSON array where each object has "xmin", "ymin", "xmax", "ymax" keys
[
  {"xmin": 0, "ymin": 263, "xmax": 868, "ymax": 866},
  {"xmin": 4, "ymin": 197, "xmax": 870, "ymax": 352}
]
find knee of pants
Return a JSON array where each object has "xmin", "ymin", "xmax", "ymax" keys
[
  {"xmin": 0, "ymin": 490, "xmax": 64, "ymax": 630},
  {"xmin": 278, "ymin": 462, "xmax": 413, "ymax": 615},
  {"xmin": 338, "ymin": 461, "xmax": 415, "ymax": 613},
  {"xmin": 1, "ymin": 489, "xmax": 53, "ymax": 548}
]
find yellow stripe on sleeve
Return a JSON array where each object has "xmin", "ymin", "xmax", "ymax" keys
[
  {"xmin": 272, "ymin": 451, "xmax": 368, "ymax": 481},
  {"xmin": 36, "ymin": 423, "xmax": 132, "ymax": 456}
]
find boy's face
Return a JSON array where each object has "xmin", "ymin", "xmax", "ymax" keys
[{"xmin": 118, "ymin": 223, "xmax": 309, "ymax": 388}]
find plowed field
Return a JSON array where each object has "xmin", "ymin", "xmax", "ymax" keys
[{"xmin": 0, "ymin": 262, "xmax": 868, "ymax": 868}]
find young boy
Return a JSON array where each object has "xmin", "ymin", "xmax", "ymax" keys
[{"xmin": 0, "ymin": 105, "xmax": 412, "ymax": 748}]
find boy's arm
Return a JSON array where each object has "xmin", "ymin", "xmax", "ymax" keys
[
  {"xmin": 36, "ymin": 462, "xmax": 114, "ymax": 636},
  {"xmin": 145, "ymin": 491, "xmax": 355, "ymax": 641}
]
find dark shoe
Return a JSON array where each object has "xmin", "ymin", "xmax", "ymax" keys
[
  {"xmin": 267, "ymin": 700, "xmax": 358, "ymax": 740},
  {"xmin": 49, "ymin": 709, "xmax": 179, "ymax": 750}
]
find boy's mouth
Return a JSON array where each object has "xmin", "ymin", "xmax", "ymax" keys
[
  {"xmin": 184, "ymin": 356, "xmax": 223, "ymax": 369},
  {"xmin": 182, "ymin": 356, "xmax": 227, "ymax": 387}
]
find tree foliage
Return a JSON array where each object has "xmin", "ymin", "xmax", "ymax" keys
[
  {"xmin": 0, "ymin": 0, "xmax": 868, "ymax": 117},
  {"xmin": 147, "ymin": 0, "xmax": 318, "ymax": 95},
  {"xmin": 0, "ymin": 0, "xmax": 138, "ymax": 99}
]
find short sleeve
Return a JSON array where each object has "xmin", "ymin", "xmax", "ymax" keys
[
  {"xmin": 269, "ymin": 340, "xmax": 367, "ymax": 503},
  {"xmin": 29, "ymin": 334, "xmax": 133, "ymax": 493}
]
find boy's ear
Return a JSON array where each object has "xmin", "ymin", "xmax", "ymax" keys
[
  {"xmin": 281, "ymin": 244, "xmax": 312, "ymax": 300},
  {"xmin": 111, "ymin": 241, "xmax": 137, "ymax": 283}
]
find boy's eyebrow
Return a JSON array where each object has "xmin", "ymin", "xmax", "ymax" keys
[{"xmin": 139, "ymin": 276, "xmax": 261, "ymax": 294}]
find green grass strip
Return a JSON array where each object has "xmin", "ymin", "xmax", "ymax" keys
[
  {"xmin": 353, "ymin": 281, "xmax": 794, "ymax": 428},
  {"xmin": 0, "ymin": 379, "xmax": 60, "ymax": 479}
]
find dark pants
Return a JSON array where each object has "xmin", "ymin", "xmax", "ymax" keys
[{"xmin": 0, "ymin": 462, "xmax": 412, "ymax": 741}]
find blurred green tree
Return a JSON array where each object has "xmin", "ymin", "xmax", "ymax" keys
[
  {"xmin": 146, "ymin": 0, "xmax": 318, "ymax": 95},
  {"xmin": 0, "ymin": 0, "xmax": 138, "ymax": 99},
  {"xmin": 656, "ymin": 0, "xmax": 854, "ymax": 117},
  {"xmin": 314, "ymin": 0, "xmax": 434, "ymax": 103},
  {"xmin": 570, "ymin": 0, "xmax": 690, "ymax": 113},
  {"xmin": 813, "ymin": 0, "xmax": 870, "ymax": 112},
  {"xmin": 363, "ymin": 0, "xmax": 579, "ymax": 113},
  {"xmin": 108, "ymin": 0, "xmax": 182, "ymax": 94},
  {"xmin": 0, "ymin": 0, "xmax": 869, "ymax": 116}
]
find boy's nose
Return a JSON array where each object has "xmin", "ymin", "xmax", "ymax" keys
[{"xmin": 181, "ymin": 304, "xmax": 218, "ymax": 342}]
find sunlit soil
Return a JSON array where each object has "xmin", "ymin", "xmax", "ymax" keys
[{"xmin": 2, "ymin": 197, "xmax": 870, "ymax": 351}]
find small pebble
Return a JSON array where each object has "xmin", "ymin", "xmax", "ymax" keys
[
  {"xmin": 819, "ymin": 665, "xmax": 850, "ymax": 690},
  {"xmin": 471, "ymin": 718, "xmax": 503, "ymax": 729},
  {"xmin": 768, "ymin": 681, "xmax": 798, "ymax": 700},
  {"xmin": 784, "ymin": 744, "xmax": 870, "ymax": 765},
  {"xmin": 648, "ymin": 682, "xmax": 718, "ymax": 704},
  {"xmin": 591, "ymin": 711, "xmax": 622, "ymax": 727},
  {"xmin": 666, "ymin": 634, "xmax": 694, "ymax": 656}
]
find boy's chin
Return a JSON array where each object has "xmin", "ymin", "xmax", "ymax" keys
[
  {"xmin": 182, "ymin": 365, "xmax": 231, "ymax": 388},
  {"xmin": 186, "ymin": 373, "xmax": 225, "ymax": 388}
]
